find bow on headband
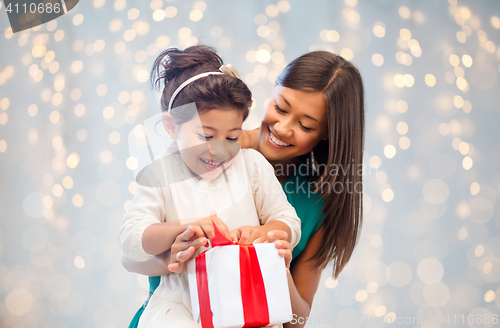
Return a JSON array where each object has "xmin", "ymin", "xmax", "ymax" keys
[{"xmin": 219, "ymin": 64, "xmax": 241, "ymax": 79}]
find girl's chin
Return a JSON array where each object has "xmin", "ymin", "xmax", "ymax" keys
[{"xmin": 199, "ymin": 172, "xmax": 222, "ymax": 180}]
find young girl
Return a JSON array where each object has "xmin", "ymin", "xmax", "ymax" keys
[{"xmin": 119, "ymin": 45, "xmax": 301, "ymax": 328}]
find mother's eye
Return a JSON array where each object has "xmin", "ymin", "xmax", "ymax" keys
[
  {"xmin": 299, "ymin": 122, "xmax": 313, "ymax": 131},
  {"xmin": 274, "ymin": 103, "xmax": 286, "ymax": 114}
]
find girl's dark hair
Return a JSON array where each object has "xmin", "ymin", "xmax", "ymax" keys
[
  {"xmin": 150, "ymin": 45, "xmax": 252, "ymax": 123},
  {"xmin": 277, "ymin": 51, "xmax": 364, "ymax": 278}
]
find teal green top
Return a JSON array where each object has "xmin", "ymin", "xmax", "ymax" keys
[
  {"xmin": 282, "ymin": 168, "xmax": 325, "ymax": 259},
  {"xmin": 128, "ymin": 277, "xmax": 160, "ymax": 328},
  {"xmin": 128, "ymin": 166, "xmax": 325, "ymax": 328}
]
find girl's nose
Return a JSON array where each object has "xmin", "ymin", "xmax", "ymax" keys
[{"xmin": 207, "ymin": 140, "xmax": 228, "ymax": 159}]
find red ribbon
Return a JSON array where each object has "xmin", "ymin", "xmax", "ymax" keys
[
  {"xmin": 196, "ymin": 251, "xmax": 214, "ymax": 328},
  {"xmin": 195, "ymin": 223, "xmax": 270, "ymax": 328},
  {"xmin": 239, "ymin": 244, "xmax": 270, "ymax": 327}
]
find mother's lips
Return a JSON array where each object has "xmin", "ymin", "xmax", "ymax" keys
[{"xmin": 268, "ymin": 126, "xmax": 292, "ymax": 147}]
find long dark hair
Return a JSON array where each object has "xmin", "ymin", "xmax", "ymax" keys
[
  {"xmin": 277, "ymin": 51, "xmax": 364, "ymax": 278},
  {"xmin": 150, "ymin": 45, "xmax": 252, "ymax": 122}
]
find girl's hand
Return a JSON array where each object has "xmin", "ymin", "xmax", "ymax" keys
[
  {"xmin": 269, "ymin": 231, "xmax": 293, "ymax": 269},
  {"xmin": 230, "ymin": 226, "xmax": 267, "ymax": 244},
  {"xmin": 168, "ymin": 225, "xmax": 208, "ymax": 273},
  {"xmin": 230, "ymin": 226, "xmax": 290, "ymax": 245},
  {"xmin": 186, "ymin": 210, "xmax": 233, "ymax": 242}
]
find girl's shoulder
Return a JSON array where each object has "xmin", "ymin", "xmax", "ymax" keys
[
  {"xmin": 239, "ymin": 149, "xmax": 275, "ymax": 181},
  {"xmin": 136, "ymin": 153, "xmax": 184, "ymax": 188}
]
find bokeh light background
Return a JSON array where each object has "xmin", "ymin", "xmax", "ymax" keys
[{"xmin": 1, "ymin": 0, "xmax": 499, "ymax": 327}]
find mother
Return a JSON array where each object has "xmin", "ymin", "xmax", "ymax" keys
[{"xmin": 122, "ymin": 50, "xmax": 364, "ymax": 328}]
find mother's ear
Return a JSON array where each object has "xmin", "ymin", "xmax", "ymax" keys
[
  {"xmin": 161, "ymin": 112, "xmax": 178, "ymax": 139},
  {"xmin": 321, "ymin": 130, "xmax": 329, "ymax": 141}
]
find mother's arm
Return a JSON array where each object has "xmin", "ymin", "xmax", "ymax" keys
[
  {"xmin": 239, "ymin": 128, "xmax": 260, "ymax": 150},
  {"xmin": 284, "ymin": 226, "xmax": 325, "ymax": 328},
  {"xmin": 121, "ymin": 251, "xmax": 172, "ymax": 276}
]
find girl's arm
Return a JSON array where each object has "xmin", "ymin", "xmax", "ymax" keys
[
  {"xmin": 284, "ymin": 226, "xmax": 325, "ymax": 328},
  {"xmin": 121, "ymin": 225, "xmax": 211, "ymax": 276},
  {"xmin": 123, "ymin": 213, "xmax": 231, "ymax": 261},
  {"xmin": 119, "ymin": 173, "xmax": 186, "ymax": 261},
  {"xmin": 141, "ymin": 221, "xmax": 188, "ymax": 256}
]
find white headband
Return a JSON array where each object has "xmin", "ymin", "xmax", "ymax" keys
[{"xmin": 167, "ymin": 64, "xmax": 241, "ymax": 112}]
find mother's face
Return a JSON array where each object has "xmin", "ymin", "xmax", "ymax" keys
[{"xmin": 258, "ymin": 85, "xmax": 328, "ymax": 163}]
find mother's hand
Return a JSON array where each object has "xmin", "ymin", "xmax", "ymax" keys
[
  {"xmin": 168, "ymin": 226, "xmax": 208, "ymax": 273},
  {"xmin": 268, "ymin": 231, "xmax": 293, "ymax": 269}
]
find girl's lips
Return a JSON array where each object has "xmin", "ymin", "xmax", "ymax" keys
[
  {"xmin": 266, "ymin": 127, "xmax": 292, "ymax": 149},
  {"xmin": 199, "ymin": 158, "xmax": 225, "ymax": 171}
]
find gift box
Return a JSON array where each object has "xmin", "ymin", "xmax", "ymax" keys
[{"xmin": 187, "ymin": 227, "xmax": 292, "ymax": 328}]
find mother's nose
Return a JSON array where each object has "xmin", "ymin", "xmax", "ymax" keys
[{"xmin": 274, "ymin": 119, "xmax": 292, "ymax": 138}]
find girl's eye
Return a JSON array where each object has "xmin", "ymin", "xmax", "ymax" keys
[
  {"xmin": 227, "ymin": 137, "xmax": 239, "ymax": 142},
  {"xmin": 198, "ymin": 134, "xmax": 212, "ymax": 140},
  {"xmin": 274, "ymin": 103, "xmax": 286, "ymax": 114},
  {"xmin": 299, "ymin": 122, "xmax": 313, "ymax": 132}
]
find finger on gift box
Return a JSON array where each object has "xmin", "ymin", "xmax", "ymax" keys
[
  {"xmin": 267, "ymin": 230, "xmax": 288, "ymax": 242},
  {"xmin": 239, "ymin": 228, "xmax": 252, "ymax": 245},
  {"xmin": 184, "ymin": 225, "xmax": 206, "ymax": 241},
  {"xmin": 252, "ymin": 235, "xmax": 268, "ymax": 244},
  {"xmin": 274, "ymin": 240, "xmax": 293, "ymax": 268},
  {"xmin": 229, "ymin": 229, "xmax": 240, "ymax": 243},
  {"xmin": 176, "ymin": 237, "xmax": 208, "ymax": 251}
]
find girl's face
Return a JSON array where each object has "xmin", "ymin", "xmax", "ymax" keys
[
  {"xmin": 258, "ymin": 85, "xmax": 328, "ymax": 164},
  {"xmin": 166, "ymin": 108, "xmax": 244, "ymax": 180}
]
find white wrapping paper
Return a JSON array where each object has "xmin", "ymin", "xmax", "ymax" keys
[{"xmin": 187, "ymin": 243, "xmax": 292, "ymax": 328}]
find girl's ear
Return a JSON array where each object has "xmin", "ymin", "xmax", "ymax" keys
[{"xmin": 161, "ymin": 112, "xmax": 178, "ymax": 139}]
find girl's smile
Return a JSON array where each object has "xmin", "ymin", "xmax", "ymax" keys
[{"xmin": 199, "ymin": 158, "xmax": 226, "ymax": 171}]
